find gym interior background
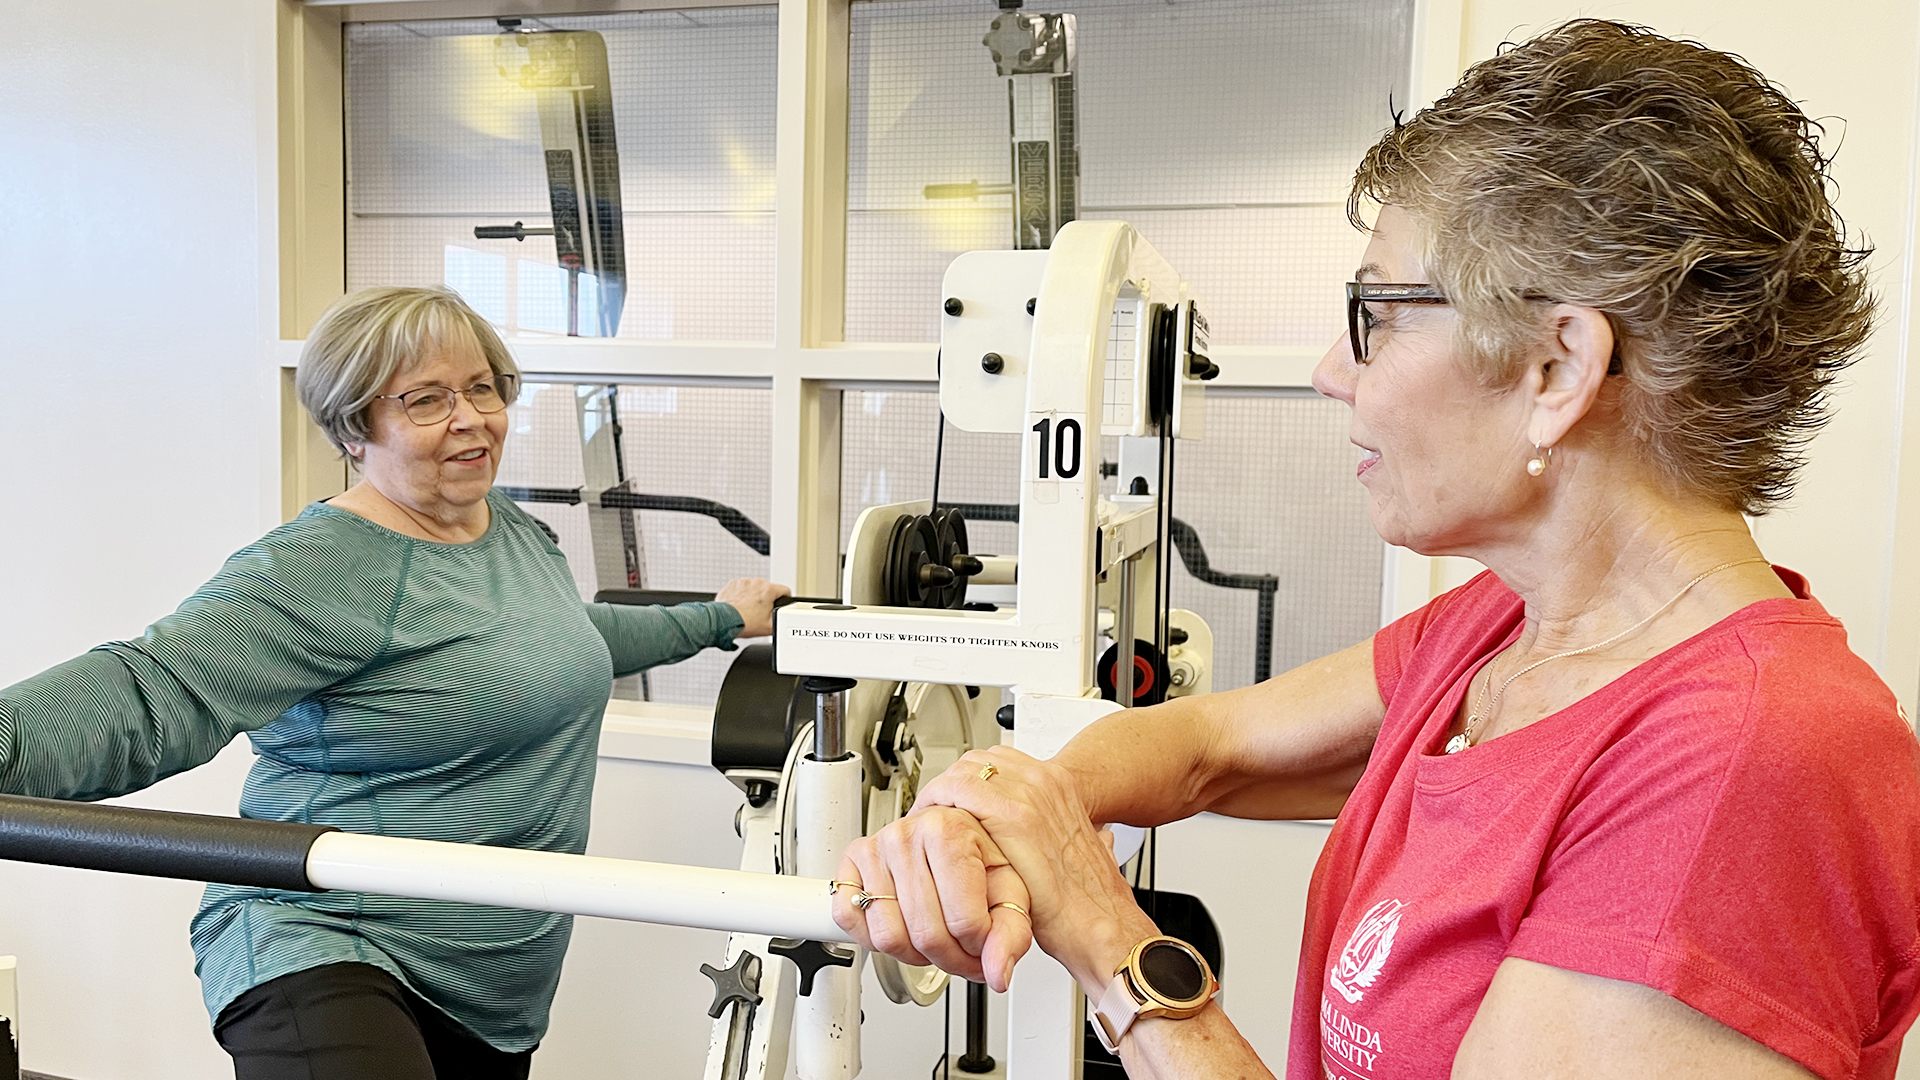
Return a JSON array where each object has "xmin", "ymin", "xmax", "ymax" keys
[{"xmin": 2, "ymin": 0, "xmax": 1920, "ymax": 1076}]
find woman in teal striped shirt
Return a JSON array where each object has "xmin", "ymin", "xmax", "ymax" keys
[{"xmin": 0, "ymin": 286, "xmax": 786, "ymax": 1080}]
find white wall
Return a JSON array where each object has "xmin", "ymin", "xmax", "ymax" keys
[
  {"xmin": 0, "ymin": 0, "xmax": 280, "ymax": 1075},
  {"xmin": 0, "ymin": 1, "xmax": 1915, "ymax": 1078}
]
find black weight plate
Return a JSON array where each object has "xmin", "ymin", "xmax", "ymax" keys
[{"xmin": 931, "ymin": 508, "xmax": 970, "ymax": 609}]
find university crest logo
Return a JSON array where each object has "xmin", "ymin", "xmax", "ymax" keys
[{"xmin": 1328, "ymin": 898, "xmax": 1403, "ymax": 1004}]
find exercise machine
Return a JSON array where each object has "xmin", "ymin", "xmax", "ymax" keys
[{"xmin": 0, "ymin": 220, "xmax": 1216, "ymax": 1080}]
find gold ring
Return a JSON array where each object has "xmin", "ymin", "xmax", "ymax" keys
[
  {"xmin": 979, "ymin": 763, "xmax": 999, "ymax": 781},
  {"xmin": 990, "ymin": 901, "xmax": 1029, "ymax": 919},
  {"xmin": 828, "ymin": 879, "xmax": 863, "ymax": 896},
  {"xmin": 854, "ymin": 892, "xmax": 897, "ymax": 911}
]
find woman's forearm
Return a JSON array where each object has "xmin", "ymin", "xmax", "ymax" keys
[
  {"xmin": 1120, "ymin": 1003, "xmax": 1279, "ymax": 1080},
  {"xmin": 1055, "ymin": 637, "xmax": 1385, "ymax": 826},
  {"xmin": 584, "ymin": 600, "xmax": 742, "ymax": 677}
]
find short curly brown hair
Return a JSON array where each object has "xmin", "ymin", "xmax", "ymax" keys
[{"xmin": 1350, "ymin": 19, "xmax": 1874, "ymax": 513}]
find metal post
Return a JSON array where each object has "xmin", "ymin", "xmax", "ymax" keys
[
  {"xmin": 793, "ymin": 674, "xmax": 863, "ymax": 1079},
  {"xmin": 957, "ymin": 980, "xmax": 995, "ymax": 1073},
  {"xmin": 804, "ymin": 676, "xmax": 856, "ymax": 761},
  {"xmin": 1116, "ymin": 555, "xmax": 1136, "ymax": 705},
  {"xmin": 576, "ymin": 384, "xmax": 649, "ymax": 698}
]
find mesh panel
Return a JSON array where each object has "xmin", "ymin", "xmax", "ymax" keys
[
  {"xmin": 838, "ymin": 387, "xmax": 1380, "ymax": 689},
  {"xmin": 846, "ymin": 0, "xmax": 1412, "ymax": 346},
  {"xmin": 345, "ymin": 9, "xmax": 779, "ymax": 342},
  {"xmin": 496, "ymin": 381, "xmax": 772, "ymax": 706},
  {"xmin": 1171, "ymin": 391, "xmax": 1382, "ymax": 686},
  {"xmin": 839, "ymin": 390, "xmax": 1023, "ymax": 563}
]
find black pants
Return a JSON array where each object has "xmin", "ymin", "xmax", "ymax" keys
[{"xmin": 214, "ymin": 962, "xmax": 534, "ymax": 1080}]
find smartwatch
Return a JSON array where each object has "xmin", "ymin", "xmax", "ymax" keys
[{"xmin": 1090, "ymin": 934, "xmax": 1219, "ymax": 1053}]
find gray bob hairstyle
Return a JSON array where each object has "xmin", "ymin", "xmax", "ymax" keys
[{"xmin": 297, "ymin": 285, "xmax": 521, "ymax": 456}]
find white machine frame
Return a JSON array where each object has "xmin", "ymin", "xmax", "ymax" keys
[{"xmin": 770, "ymin": 219, "xmax": 1207, "ymax": 1080}]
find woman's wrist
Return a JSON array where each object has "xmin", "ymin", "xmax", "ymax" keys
[{"xmin": 1064, "ymin": 905, "xmax": 1163, "ymax": 998}]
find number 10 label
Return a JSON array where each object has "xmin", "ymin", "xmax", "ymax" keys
[{"xmin": 1029, "ymin": 414, "xmax": 1085, "ymax": 480}]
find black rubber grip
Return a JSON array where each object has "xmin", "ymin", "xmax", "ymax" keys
[
  {"xmin": 0, "ymin": 793, "xmax": 335, "ymax": 892},
  {"xmin": 594, "ymin": 590, "xmax": 837, "ymax": 609}
]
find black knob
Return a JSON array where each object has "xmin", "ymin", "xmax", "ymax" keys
[
  {"xmin": 1191, "ymin": 355, "xmax": 1220, "ymax": 381},
  {"xmin": 996, "ymin": 704, "xmax": 1015, "ymax": 730},
  {"xmin": 944, "ymin": 297, "xmax": 965, "ymax": 316},
  {"xmin": 950, "ymin": 554, "xmax": 984, "ymax": 576},
  {"xmin": 919, "ymin": 563, "xmax": 957, "ymax": 587},
  {"xmin": 1026, "ymin": 297, "xmax": 1037, "ymax": 316},
  {"xmin": 699, "ymin": 952, "xmax": 764, "ymax": 1017},
  {"xmin": 1169, "ymin": 625, "xmax": 1191, "ymax": 646},
  {"xmin": 768, "ymin": 938, "xmax": 856, "ymax": 996},
  {"xmin": 981, "ymin": 352, "xmax": 1004, "ymax": 375},
  {"xmin": 1128, "ymin": 476, "xmax": 1149, "ymax": 496}
]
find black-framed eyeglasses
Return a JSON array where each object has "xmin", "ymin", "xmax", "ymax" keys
[
  {"xmin": 373, "ymin": 373, "xmax": 520, "ymax": 426},
  {"xmin": 1347, "ymin": 281, "xmax": 1449, "ymax": 364}
]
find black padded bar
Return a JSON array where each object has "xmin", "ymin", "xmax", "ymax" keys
[
  {"xmin": 0, "ymin": 793, "xmax": 335, "ymax": 892},
  {"xmin": 594, "ymin": 590, "xmax": 838, "ymax": 609},
  {"xmin": 595, "ymin": 588, "xmax": 721, "ymax": 607}
]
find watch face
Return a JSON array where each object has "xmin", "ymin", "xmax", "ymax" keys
[{"xmin": 1139, "ymin": 940, "xmax": 1207, "ymax": 1003}]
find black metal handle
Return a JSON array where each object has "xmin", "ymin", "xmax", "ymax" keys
[
  {"xmin": 496, "ymin": 486, "xmax": 773, "ymax": 557},
  {"xmin": 0, "ymin": 793, "xmax": 333, "ymax": 892},
  {"xmin": 594, "ymin": 590, "xmax": 837, "ymax": 609},
  {"xmin": 472, "ymin": 222, "xmax": 555, "ymax": 241}
]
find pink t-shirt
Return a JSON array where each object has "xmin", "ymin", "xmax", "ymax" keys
[{"xmin": 1290, "ymin": 569, "xmax": 1920, "ymax": 1080}]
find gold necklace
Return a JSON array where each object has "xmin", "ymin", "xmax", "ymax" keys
[{"xmin": 1445, "ymin": 557, "xmax": 1771, "ymax": 755}]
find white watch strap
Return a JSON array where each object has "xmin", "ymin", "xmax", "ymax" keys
[{"xmin": 1092, "ymin": 971, "xmax": 1141, "ymax": 1053}]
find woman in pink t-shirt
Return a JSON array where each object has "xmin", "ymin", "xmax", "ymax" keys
[{"xmin": 832, "ymin": 19, "xmax": 1920, "ymax": 1080}]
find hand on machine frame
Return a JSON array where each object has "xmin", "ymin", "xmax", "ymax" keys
[
  {"xmin": 832, "ymin": 803, "xmax": 1034, "ymax": 993},
  {"xmin": 715, "ymin": 578, "xmax": 791, "ymax": 638},
  {"xmin": 914, "ymin": 747, "xmax": 1158, "ymax": 993},
  {"xmin": 834, "ymin": 746, "xmax": 1156, "ymax": 995}
]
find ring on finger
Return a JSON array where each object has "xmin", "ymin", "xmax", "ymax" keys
[
  {"xmin": 990, "ymin": 900, "xmax": 1029, "ymax": 919},
  {"xmin": 828, "ymin": 879, "xmax": 864, "ymax": 896},
  {"xmin": 853, "ymin": 891, "xmax": 898, "ymax": 912},
  {"xmin": 978, "ymin": 763, "xmax": 999, "ymax": 781}
]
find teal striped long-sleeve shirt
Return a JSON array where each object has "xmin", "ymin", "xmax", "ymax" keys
[{"xmin": 0, "ymin": 489, "xmax": 742, "ymax": 1050}]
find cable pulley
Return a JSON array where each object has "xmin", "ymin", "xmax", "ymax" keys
[{"xmin": 881, "ymin": 508, "xmax": 979, "ymax": 609}]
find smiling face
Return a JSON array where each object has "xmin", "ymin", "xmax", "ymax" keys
[
  {"xmin": 349, "ymin": 324, "xmax": 507, "ymax": 527},
  {"xmin": 1312, "ymin": 206, "xmax": 1537, "ymax": 555}
]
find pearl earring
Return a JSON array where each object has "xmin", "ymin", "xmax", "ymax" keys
[{"xmin": 1526, "ymin": 444, "xmax": 1551, "ymax": 477}]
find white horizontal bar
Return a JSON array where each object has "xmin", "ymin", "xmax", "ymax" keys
[{"xmin": 305, "ymin": 832, "xmax": 851, "ymax": 943}]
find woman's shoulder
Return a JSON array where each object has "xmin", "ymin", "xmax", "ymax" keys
[
  {"xmin": 203, "ymin": 503, "xmax": 412, "ymax": 601},
  {"xmin": 1608, "ymin": 594, "xmax": 1918, "ymax": 810},
  {"xmin": 1717, "ymin": 599, "xmax": 1914, "ymax": 764}
]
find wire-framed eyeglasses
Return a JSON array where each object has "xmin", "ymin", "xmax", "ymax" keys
[
  {"xmin": 373, "ymin": 373, "xmax": 520, "ymax": 426},
  {"xmin": 1347, "ymin": 281, "xmax": 1449, "ymax": 364}
]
